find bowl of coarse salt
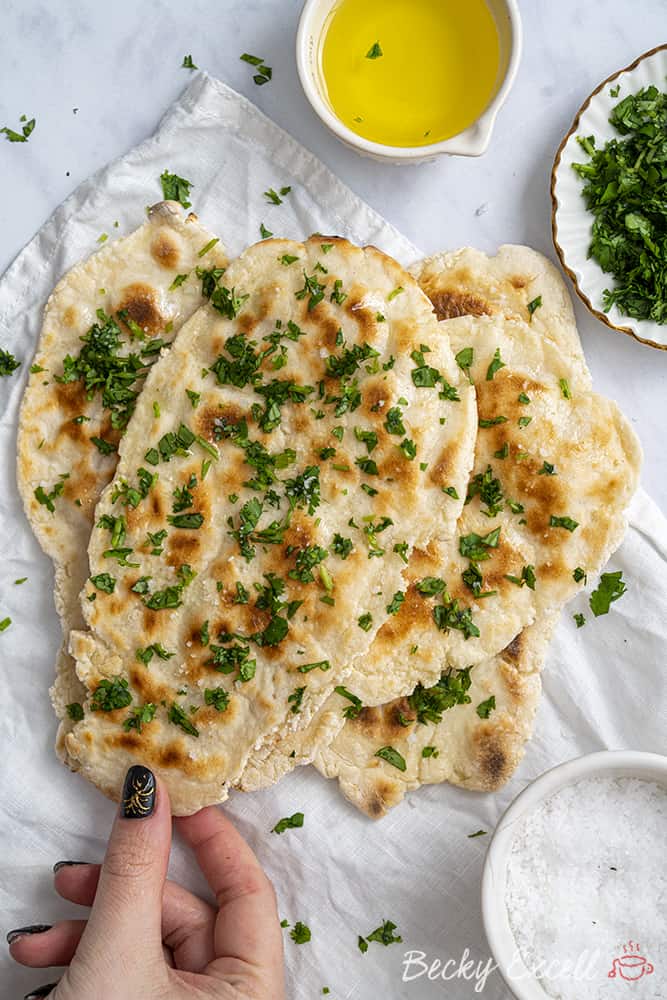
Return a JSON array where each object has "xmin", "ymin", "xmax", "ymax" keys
[{"xmin": 481, "ymin": 751, "xmax": 667, "ymax": 1000}]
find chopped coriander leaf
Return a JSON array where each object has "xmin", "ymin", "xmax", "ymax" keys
[
  {"xmin": 366, "ymin": 41, "xmax": 383, "ymax": 59},
  {"xmin": 399, "ymin": 438, "xmax": 417, "ymax": 460},
  {"xmin": 90, "ymin": 436, "xmax": 116, "ymax": 455},
  {"xmin": 416, "ymin": 577, "xmax": 446, "ymax": 596},
  {"xmin": 123, "ymin": 703, "xmax": 156, "ymax": 732},
  {"xmin": 34, "ymin": 477, "xmax": 66, "ymax": 513},
  {"xmin": 0, "ymin": 349, "xmax": 20, "ymax": 376},
  {"xmin": 486, "ymin": 347, "xmax": 505, "ymax": 381},
  {"xmin": 549, "ymin": 515, "xmax": 579, "ymax": 532},
  {"xmin": 290, "ymin": 922, "xmax": 311, "ymax": 944},
  {"xmin": 505, "ymin": 564, "xmax": 536, "ymax": 590},
  {"xmin": 14, "ymin": 577, "xmax": 27, "ymax": 585},
  {"xmin": 66, "ymin": 702, "xmax": 84, "ymax": 722},
  {"xmin": 442, "ymin": 486, "xmax": 460, "ymax": 499},
  {"xmin": 589, "ymin": 570, "xmax": 626, "ymax": 616},
  {"xmin": 1, "ymin": 116, "xmax": 36, "ymax": 142},
  {"xmin": 363, "ymin": 920, "xmax": 402, "ymax": 948},
  {"xmin": 182, "ymin": 54, "xmax": 197, "ymax": 69},
  {"xmin": 240, "ymin": 53, "xmax": 264, "ymax": 65},
  {"xmin": 279, "ymin": 254, "xmax": 298, "ymax": 266},
  {"xmin": 136, "ymin": 642, "xmax": 174, "ymax": 664},
  {"xmin": 160, "ymin": 170, "xmax": 193, "ymax": 208},
  {"xmin": 527, "ymin": 295, "xmax": 542, "ymax": 318},
  {"xmin": 288, "ymin": 686, "xmax": 305, "ymax": 714},
  {"xmin": 0, "ymin": 617, "xmax": 11, "ymax": 632},
  {"xmin": 272, "ymin": 812, "xmax": 304, "ymax": 834},
  {"xmin": 574, "ymin": 613, "xmax": 586, "ymax": 628},
  {"xmin": 30, "ymin": 363, "xmax": 46, "ymax": 373},
  {"xmin": 609, "ymin": 84, "xmax": 620, "ymax": 97},
  {"xmin": 168, "ymin": 703, "xmax": 199, "ymax": 737},
  {"xmin": 259, "ymin": 222, "xmax": 273, "ymax": 239},
  {"xmin": 465, "ymin": 465, "xmax": 504, "ymax": 518},
  {"xmin": 422, "ymin": 745, "xmax": 439, "ymax": 758},
  {"xmin": 459, "ymin": 527, "xmax": 500, "ymax": 561},
  {"xmin": 518, "ymin": 416, "xmax": 532, "ymax": 428},
  {"xmin": 357, "ymin": 612, "xmax": 373, "ymax": 631},
  {"xmin": 432, "ymin": 595, "xmax": 479, "ymax": 639},
  {"xmin": 559, "ymin": 377, "xmax": 572, "ymax": 400},
  {"xmin": 375, "ymin": 746, "xmax": 406, "ymax": 771},
  {"xmin": 539, "ymin": 461, "xmax": 556, "ymax": 475},
  {"xmin": 295, "ymin": 270, "xmax": 325, "ymax": 310},
  {"xmin": 330, "ymin": 278, "xmax": 347, "ymax": 305},
  {"xmin": 573, "ymin": 566, "xmax": 587, "ymax": 584},
  {"xmin": 91, "ymin": 677, "xmax": 131, "ymax": 712},
  {"xmin": 358, "ymin": 937, "xmax": 368, "ymax": 954},
  {"xmin": 468, "ymin": 830, "xmax": 487, "ymax": 838},
  {"xmin": 476, "ymin": 695, "xmax": 496, "ymax": 719}
]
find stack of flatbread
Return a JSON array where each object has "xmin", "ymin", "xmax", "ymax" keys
[{"xmin": 18, "ymin": 208, "xmax": 641, "ymax": 817}]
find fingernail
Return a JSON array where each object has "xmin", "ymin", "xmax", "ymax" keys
[
  {"xmin": 25, "ymin": 985, "xmax": 58, "ymax": 999},
  {"xmin": 53, "ymin": 860, "xmax": 87, "ymax": 873},
  {"xmin": 120, "ymin": 764, "xmax": 156, "ymax": 819},
  {"xmin": 6, "ymin": 924, "xmax": 52, "ymax": 945}
]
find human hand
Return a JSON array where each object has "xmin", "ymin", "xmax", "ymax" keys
[{"xmin": 8, "ymin": 765, "xmax": 285, "ymax": 1000}]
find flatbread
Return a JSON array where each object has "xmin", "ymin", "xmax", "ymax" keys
[
  {"xmin": 314, "ymin": 616, "xmax": 556, "ymax": 818},
  {"xmin": 64, "ymin": 235, "xmax": 477, "ymax": 814},
  {"xmin": 238, "ymin": 311, "xmax": 641, "ymax": 793},
  {"xmin": 410, "ymin": 244, "xmax": 591, "ymax": 387},
  {"xmin": 16, "ymin": 202, "xmax": 227, "ymax": 758}
]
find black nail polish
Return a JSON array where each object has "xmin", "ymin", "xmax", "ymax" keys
[
  {"xmin": 25, "ymin": 985, "xmax": 58, "ymax": 999},
  {"xmin": 120, "ymin": 764, "xmax": 156, "ymax": 819},
  {"xmin": 6, "ymin": 924, "xmax": 52, "ymax": 945},
  {"xmin": 53, "ymin": 860, "xmax": 87, "ymax": 873}
]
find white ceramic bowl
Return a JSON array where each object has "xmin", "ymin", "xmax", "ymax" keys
[
  {"xmin": 481, "ymin": 750, "xmax": 667, "ymax": 1000},
  {"xmin": 296, "ymin": 0, "xmax": 522, "ymax": 164},
  {"xmin": 552, "ymin": 45, "xmax": 667, "ymax": 350}
]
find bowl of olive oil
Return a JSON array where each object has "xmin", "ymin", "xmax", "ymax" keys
[{"xmin": 297, "ymin": 0, "xmax": 522, "ymax": 163}]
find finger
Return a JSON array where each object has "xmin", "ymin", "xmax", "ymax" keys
[
  {"xmin": 9, "ymin": 920, "xmax": 86, "ymax": 968},
  {"xmin": 54, "ymin": 862, "xmax": 217, "ymax": 971},
  {"xmin": 176, "ymin": 807, "xmax": 284, "ymax": 987},
  {"xmin": 73, "ymin": 766, "xmax": 171, "ymax": 975}
]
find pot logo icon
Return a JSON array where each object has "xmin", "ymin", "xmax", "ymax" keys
[{"xmin": 608, "ymin": 941, "xmax": 654, "ymax": 982}]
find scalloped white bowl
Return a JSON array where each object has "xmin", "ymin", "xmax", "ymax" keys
[{"xmin": 551, "ymin": 45, "xmax": 667, "ymax": 350}]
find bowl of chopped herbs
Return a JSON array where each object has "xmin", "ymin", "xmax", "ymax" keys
[{"xmin": 551, "ymin": 45, "xmax": 667, "ymax": 349}]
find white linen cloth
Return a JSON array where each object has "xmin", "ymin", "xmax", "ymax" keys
[{"xmin": 0, "ymin": 75, "xmax": 665, "ymax": 1000}]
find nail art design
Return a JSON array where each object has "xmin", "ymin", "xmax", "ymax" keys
[
  {"xmin": 53, "ymin": 860, "xmax": 87, "ymax": 873},
  {"xmin": 120, "ymin": 764, "xmax": 156, "ymax": 819},
  {"xmin": 24, "ymin": 985, "xmax": 58, "ymax": 999},
  {"xmin": 6, "ymin": 924, "xmax": 52, "ymax": 945}
]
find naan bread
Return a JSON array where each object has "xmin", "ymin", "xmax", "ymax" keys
[
  {"xmin": 16, "ymin": 202, "xmax": 227, "ymax": 758},
  {"xmin": 64, "ymin": 235, "xmax": 477, "ymax": 814},
  {"xmin": 239, "ymin": 311, "xmax": 641, "ymax": 793},
  {"xmin": 410, "ymin": 244, "xmax": 591, "ymax": 387},
  {"xmin": 314, "ymin": 616, "xmax": 556, "ymax": 818}
]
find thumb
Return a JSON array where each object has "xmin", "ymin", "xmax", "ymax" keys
[{"xmin": 78, "ymin": 766, "xmax": 171, "ymax": 971}]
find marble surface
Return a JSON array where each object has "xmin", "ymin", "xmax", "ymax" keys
[{"xmin": 1, "ymin": 0, "xmax": 666, "ymax": 509}]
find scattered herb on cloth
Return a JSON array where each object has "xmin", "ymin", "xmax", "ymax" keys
[{"xmin": 572, "ymin": 85, "xmax": 667, "ymax": 324}]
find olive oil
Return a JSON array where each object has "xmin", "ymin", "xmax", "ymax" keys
[{"xmin": 320, "ymin": 0, "xmax": 500, "ymax": 148}]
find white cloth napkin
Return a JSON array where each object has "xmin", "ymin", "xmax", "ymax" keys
[{"xmin": 0, "ymin": 75, "xmax": 665, "ymax": 1000}]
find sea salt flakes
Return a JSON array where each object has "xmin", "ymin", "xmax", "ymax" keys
[{"xmin": 505, "ymin": 777, "xmax": 666, "ymax": 1000}]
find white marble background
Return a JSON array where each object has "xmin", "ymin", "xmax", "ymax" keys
[{"xmin": 1, "ymin": 0, "xmax": 666, "ymax": 510}]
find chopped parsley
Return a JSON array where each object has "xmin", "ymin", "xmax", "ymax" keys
[
  {"xmin": 574, "ymin": 613, "xmax": 586, "ymax": 628},
  {"xmin": 549, "ymin": 515, "xmax": 579, "ymax": 532},
  {"xmin": 486, "ymin": 348, "xmax": 505, "ymax": 381},
  {"xmin": 272, "ymin": 812, "xmax": 304, "ymax": 834},
  {"xmin": 66, "ymin": 702, "xmax": 84, "ymax": 722},
  {"xmin": 160, "ymin": 170, "xmax": 193, "ymax": 208},
  {"xmin": 34, "ymin": 476, "xmax": 67, "ymax": 513},
  {"xmin": 357, "ymin": 612, "xmax": 373, "ymax": 631},
  {"xmin": 182, "ymin": 54, "xmax": 198, "ymax": 69},
  {"xmin": 334, "ymin": 685, "xmax": 363, "ymax": 719},
  {"xmin": 123, "ymin": 703, "xmax": 156, "ymax": 732},
  {"xmin": 91, "ymin": 677, "xmax": 132, "ymax": 712},
  {"xmin": 366, "ymin": 41, "xmax": 383, "ymax": 59},
  {"xmin": 375, "ymin": 746, "xmax": 406, "ymax": 771},
  {"xmin": 288, "ymin": 686, "xmax": 305, "ymax": 714},
  {"xmin": 1, "ymin": 115, "xmax": 36, "ymax": 143},
  {"xmin": 410, "ymin": 667, "xmax": 472, "ymax": 723},
  {"xmin": 422, "ymin": 746, "xmax": 439, "ymax": 758},
  {"xmin": 573, "ymin": 566, "xmax": 587, "ymax": 584},
  {"xmin": 136, "ymin": 643, "xmax": 174, "ymax": 665},
  {"xmin": 476, "ymin": 695, "xmax": 496, "ymax": 719},
  {"xmin": 386, "ymin": 591, "xmax": 405, "ymax": 615},
  {"xmin": 559, "ymin": 377, "xmax": 572, "ymax": 399},
  {"xmin": 527, "ymin": 295, "xmax": 542, "ymax": 318},
  {"xmin": 433, "ymin": 594, "xmax": 479, "ymax": 639},
  {"xmin": 297, "ymin": 660, "xmax": 331, "ymax": 674},
  {"xmin": 465, "ymin": 465, "xmax": 504, "ymax": 518},
  {"xmin": 459, "ymin": 527, "xmax": 500, "ymax": 561},
  {"xmin": 589, "ymin": 570, "xmax": 626, "ymax": 616},
  {"xmin": 0, "ymin": 617, "xmax": 10, "ymax": 632},
  {"xmin": 505, "ymin": 564, "xmax": 536, "ymax": 590},
  {"xmin": 360, "ymin": 920, "xmax": 402, "ymax": 951},
  {"xmin": 539, "ymin": 461, "xmax": 556, "ymax": 475},
  {"xmin": 90, "ymin": 572, "xmax": 116, "ymax": 593},
  {"xmin": 290, "ymin": 922, "xmax": 311, "ymax": 944},
  {"xmin": 259, "ymin": 222, "xmax": 273, "ymax": 239},
  {"xmin": 264, "ymin": 186, "xmax": 290, "ymax": 205},
  {"xmin": 455, "ymin": 346, "xmax": 474, "ymax": 383},
  {"xmin": 0, "ymin": 349, "xmax": 20, "ymax": 376},
  {"xmin": 168, "ymin": 703, "xmax": 199, "ymax": 737}
]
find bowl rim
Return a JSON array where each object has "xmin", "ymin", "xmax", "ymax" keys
[
  {"xmin": 550, "ymin": 43, "xmax": 667, "ymax": 351},
  {"xmin": 481, "ymin": 749, "xmax": 667, "ymax": 1000},
  {"xmin": 296, "ymin": 0, "xmax": 523, "ymax": 160}
]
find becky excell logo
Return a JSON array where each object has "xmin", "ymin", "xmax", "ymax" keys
[
  {"xmin": 608, "ymin": 941, "xmax": 654, "ymax": 982},
  {"xmin": 401, "ymin": 940, "xmax": 656, "ymax": 992}
]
